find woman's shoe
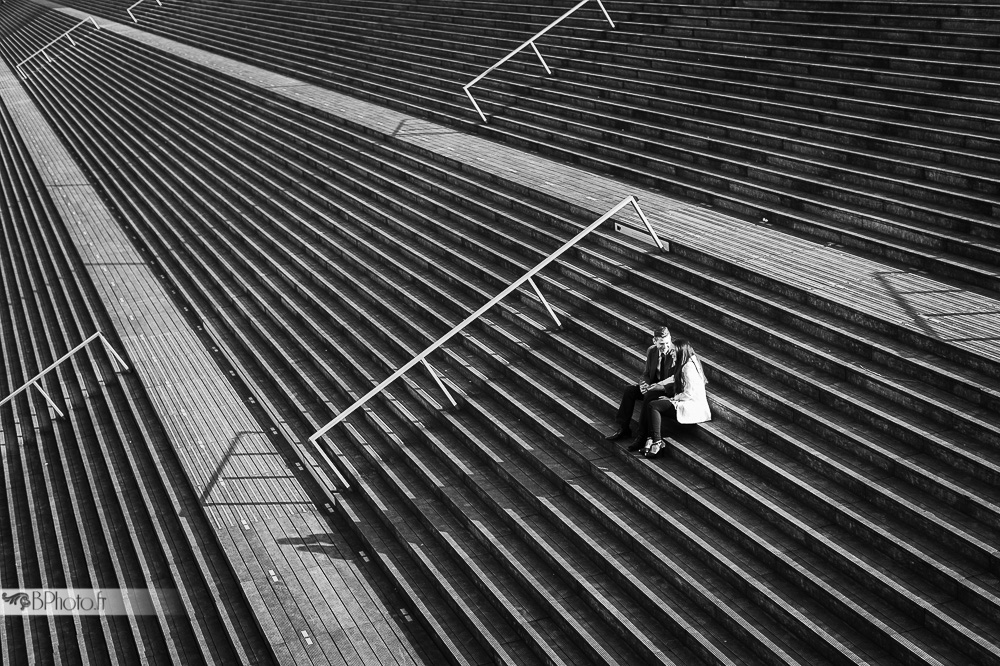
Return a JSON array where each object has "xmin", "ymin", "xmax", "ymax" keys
[
  {"xmin": 641, "ymin": 438, "xmax": 654, "ymax": 456},
  {"xmin": 646, "ymin": 439, "xmax": 666, "ymax": 458}
]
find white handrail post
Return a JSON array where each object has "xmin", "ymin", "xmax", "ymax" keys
[
  {"xmin": 527, "ymin": 277, "xmax": 562, "ymax": 328},
  {"xmin": 67, "ymin": 33, "xmax": 76, "ymax": 46},
  {"xmin": 421, "ymin": 360, "xmax": 457, "ymax": 408},
  {"xmin": 43, "ymin": 49, "xmax": 52, "ymax": 63},
  {"xmin": 89, "ymin": 16, "xmax": 100, "ymax": 29},
  {"xmin": 463, "ymin": 86, "xmax": 487, "ymax": 123},
  {"xmin": 98, "ymin": 334, "xmax": 130, "ymax": 373},
  {"xmin": 529, "ymin": 41, "xmax": 552, "ymax": 75},
  {"xmin": 305, "ymin": 426, "xmax": 352, "ymax": 491},
  {"xmin": 127, "ymin": 0, "xmax": 159, "ymax": 22},
  {"xmin": 595, "ymin": 0, "xmax": 615, "ymax": 28},
  {"xmin": 32, "ymin": 381, "xmax": 65, "ymax": 419},
  {"xmin": 628, "ymin": 197, "xmax": 666, "ymax": 252}
]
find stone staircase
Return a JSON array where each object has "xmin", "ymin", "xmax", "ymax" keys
[
  {"xmin": 43, "ymin": 0, "xmax": 1000, "ymax": 293},
  {"xmin": 3, "ymin": 4, "xmax": 1000, "ymax": 664}
]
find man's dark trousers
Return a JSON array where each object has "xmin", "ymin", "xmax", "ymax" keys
[{"xmin": 616, "ymin": 384, "xmax": 672, "ymax": 432}]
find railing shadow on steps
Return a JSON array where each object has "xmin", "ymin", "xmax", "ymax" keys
[
  {"xmin": 309, "ymin": 194, "xmax": 665, "ymax": 476},
  {"xmin": 464, "ymin": 0, "xmax": 616, "ymax": 123},
  {"xmin": 15, "ymin": 15, "xmax": 100, "ymax": 79},
  {"xmin": 0, "ymin": 330, "xmax": 129, "ymax": 420}
]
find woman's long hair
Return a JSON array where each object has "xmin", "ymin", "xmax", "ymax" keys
[{"xmin": 672, "ymin": 339, "xmax": 695, "ymax": 391}]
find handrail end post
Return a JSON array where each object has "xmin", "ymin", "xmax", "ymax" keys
[
  {"xmin": 127, "ymin": 8, "xmax": 137, "ymax": 22},
  {"xmin": 464, "ymin": 86, "xmax": 488, "ymax": 123},
  {"xmin": 303, "ymin": 431, "xmax": 352, "ymax": 494},
  {"xmin": 310, "ymin": 412, "xmax": 344, "ymax": 446},
  {"xmin": 595, "ymin": 0, "xmax": 615, "ymax": 28},
  {"xmin": 310, "ymin": 427, "xmax": 327, "ymax": 445},
  {"xmin": 529, "ymin": 40, "xmax": 552, "ymax": 75},
  {"xmin": 89, "ymin": 15, "xmax": 100, "ymax": 28},
  {"xmin": 527, "ymin": 277, "xmax": 562, "ymax": 329},
  {"xmin": 629, "ymin": 197, "xmax": 666, "ymax": 252},
  {"xmin": 421, "ymin": 359, "xmax": 458, "ymax": 408},
  {"xmin": 98, "ymin": 334, "xmax": 130, "ymax": 373},
  {"xmin": 32, "ymin": 381, "xmax": 65, "ymax": 420}
]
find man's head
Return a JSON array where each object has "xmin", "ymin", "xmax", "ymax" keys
[{"xmin": 652, "ymin": 325, "xmax": 673, "ymax": 354}]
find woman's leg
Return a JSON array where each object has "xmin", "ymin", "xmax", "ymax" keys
[
  {"xmin": 645, "ymin": 400, "xmax": 677, "ymax": 457},
  {"xmin": 634, "ymin": 386, "xmax": 668, "ymax": 439},
  {"xmin": 648, "ymin": 402, "xmax": 663, "ymax": 442},
  {"xmin": 649, "ymin": 400, "xmax": 679, "ymax": 441}
]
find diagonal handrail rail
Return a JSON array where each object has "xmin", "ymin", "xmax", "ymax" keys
[
  {"xmin": 0, "ymin": 331, "xmax": 129, "ymax": 419},
  {"xmin": 15, "ymin": 16, "xmax": 100, "ymax": 79},
  {"xmin": 309, "ymin": 195, "xmax": 663, "ymax": 447},
  {"xmin": 463, "ymin": 0, "xmax": 615, "ymax": 123},
  {"xmin": 127, "ymin": 0, "xmax": 162, "ymax": 23}
]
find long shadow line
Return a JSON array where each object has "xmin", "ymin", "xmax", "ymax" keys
[{"xmin": 198, "ymin": 430, "xmax": 299, "ymax": 511}]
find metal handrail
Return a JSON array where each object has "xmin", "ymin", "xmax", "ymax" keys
[
  {"xmin": 0, "ymin": 331, "xmax": 129, "ymax": 419},
  {"xmin": 463, "ymin": 0, "xmax": 615, "ymax": 123},
  {"xmin": 309, "ymin": 195, "xmax": 663, "ymax": 446},
  {"xmin": 15, "ymin": 16, "xmax": 100, "ymax": 80},
  {"xmin": 127, "ymin": 0, "xmax": 162, "ymax": 23}
]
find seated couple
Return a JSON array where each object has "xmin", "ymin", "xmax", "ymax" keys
[{"xmin": 606, "ymin": 326, "xmax": 710, "ymax": 458}]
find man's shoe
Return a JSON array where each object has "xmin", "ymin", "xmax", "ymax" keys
[
  {"xmin": 605, "ymin": 427, "xmax": 631, "ymax": 442},
  {"xmin": 626, "ymin": 438, "xmax": 645, "ymax": 452}
]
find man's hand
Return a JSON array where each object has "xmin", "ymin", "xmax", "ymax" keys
[{"xmin": 639, "ymin": 381, "xmax": 649, "ymax": 395}]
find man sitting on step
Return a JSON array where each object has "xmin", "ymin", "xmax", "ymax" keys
[{"xmin": 605, "ymin": 325, "xmax": 678, "ymax": 451}]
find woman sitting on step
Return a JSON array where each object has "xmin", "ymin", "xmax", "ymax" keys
[{"xmin": 640, "ymin": 339, "xmax": 711, "ymax": 458}]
